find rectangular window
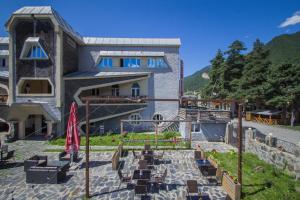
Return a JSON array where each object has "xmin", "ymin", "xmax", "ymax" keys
[
  {"xmin": 91, "ymin": 88, "xmax": 100, "ymax": 96},
  {"xmin": 147, "ymin": 57, "xmax": 167, "ymax": 68},
  {"xmin": 98, "ymin": 57, "xmax": 112, "ymax": 68},
  {"xmin": 123, "ymin": 58, "xmax": 140, "ymax": 68},
  {"xmin": 1, "ymin": 58, "xmax": 5, "ymax": 67}
]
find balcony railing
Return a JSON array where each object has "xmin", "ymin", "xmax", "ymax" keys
[
  {"xmin": 80, "ymin": 95, "xmax": 148, "ymax": 104},
  {"xmin": 0, "ymin": 95, "xmax": 8, "ymax": 104}
]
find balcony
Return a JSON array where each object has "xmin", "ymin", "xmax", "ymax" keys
[{"xmin": 80, "ymin": 95, "xmax": 147, "ymax": 104}]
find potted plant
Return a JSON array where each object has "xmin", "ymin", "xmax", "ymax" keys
[{"xmin": 222, "ymin": 171, "xmax": 241, "ymax": 200}]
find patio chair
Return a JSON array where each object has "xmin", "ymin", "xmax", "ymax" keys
[
  {"xmin": 118, "ymin": 169, "xmax": 131, "ymax": 188},
  {"xmin": 132, "ymin": 150, "xmax": 142, "ymax": 160},
  {"xmin": 154, "ymin": 150, "xmax": 164, "ymax": 159},
  {"xmin": 186, "ymin": 180, "xmax": 199, "ymax": 198},
  {"xmin": 134, "ymin": 185, "xmax": 148, "ymax": 198},
  {"xmin": 138, "ymin": 160, "xmax": 148, "ymax": 170},
  {"xmin": 151, "ymin": 168, "xmax": 167, "ymax": 189},
  {"xmin": 144, "ymin": 155, "xmax": 154, "ymax": 165}
]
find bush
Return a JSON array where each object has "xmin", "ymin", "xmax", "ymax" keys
[{"xmin": 163, "ymin": 131, "xmax": 178, "ymax": 139}]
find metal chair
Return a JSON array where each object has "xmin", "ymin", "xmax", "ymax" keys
[{"xmin": 118, "ymin": 169, "xmax": 131, "ymax": 188}]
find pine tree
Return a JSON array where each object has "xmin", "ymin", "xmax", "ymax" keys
[
  {"xmin": 266, "ymin": 63, "xmax": 300, "ymax": 124},
  {"xmin": 224, "ymin": 40, "xmax": 246, "ymax": 98},
  {"xmin": 203, "ymin": 49, "xmax": 225, "ymax": 98},
  {"xmin": 239, "ymin": 39, "xmax": 270, "ymax": 105}
]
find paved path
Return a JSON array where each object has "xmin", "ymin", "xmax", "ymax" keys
[
  {"xmin": 241, "ymin": 120, "xmax": 300, "ymax": 144},
  {"xmin": 0, "ymin": 140, "xmax": 232, "ymax": 200}
]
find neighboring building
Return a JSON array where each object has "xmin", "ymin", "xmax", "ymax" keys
[{"xmin": 0, "ymin": 6, "xmax": 181, "ymax": 139}]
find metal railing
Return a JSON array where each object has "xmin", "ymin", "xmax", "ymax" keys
[{"xmin": 80, "ymin": 95, "xmax": 148, "ymax": 104}]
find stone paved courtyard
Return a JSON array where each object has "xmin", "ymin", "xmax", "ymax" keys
[{"xmin": 0, "ymin": 140, "xmax": 235, "ymax": 200}]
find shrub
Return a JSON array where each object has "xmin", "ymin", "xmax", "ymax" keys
[{"xmin": 163, "ymin": 131, "xmax": 178, "ymax": 139}]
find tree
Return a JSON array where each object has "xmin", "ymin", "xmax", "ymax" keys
[
  {"xmin": 265, "ymin": 63, "xmax": 300, "ymax": 125},
  {"xmin": 239, "ymin": 39, "xmax": 270, "ymax": 105},
  {"xmin": 224, "ymin": 40, "xmax": 246, "ymax": 98},
  {"xmin": 202, "ymin": 49, "xmax": 226, "ymax": 98}
]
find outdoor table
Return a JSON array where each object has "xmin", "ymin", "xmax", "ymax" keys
[
  {"xmin": 195, "ymin": 159, "xmax": 211, "ymax": 168},
  {"xmin": 141, "ymin": 150, "xmax": 153, "ymax": 156},
  {"xmin": 47, "ymin": 160, "xmax": 70, "ymax": 171},
  {"xmin": 132, "ymin": 169, "xmax": 151, "ymax": 180}
]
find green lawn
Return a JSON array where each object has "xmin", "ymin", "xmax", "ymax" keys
[
  {"xmin": 206, "ymin": 151, "xmax": 300, "ymax": 200},
  {"xmin": 49, "ymin": 132, "xmax": 189, "ymax": 147}
]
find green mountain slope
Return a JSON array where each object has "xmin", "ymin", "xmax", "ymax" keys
[
  {"xmin": 266, "ymin": 31, "xmax": 300, "ymax": 64},
  {"xmin": 184, "ymin": 66, "xmax": 210, "ymax": 92},
  {"xmin": 184, "ymin": 31, "xmax": 300, "ymax": 92}
]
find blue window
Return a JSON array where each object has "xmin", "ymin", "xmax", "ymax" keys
[
  {"xmin": 98, "ymin": 57, "xmax": 112, "ymax": 68},
  {"xmin": 26, "ymin": 45, "xmax": 47, "ymax": 59},
  {"xmin": 123, "ymin": 58, "xmax": 140, "ymax": 68},
  {"xmin": 147, "ymin": 58, "xmax": 167, "ymax": 68},
  {"xmin": 131, "ymin": 82, "xmax": 140, "ymax": 97}
]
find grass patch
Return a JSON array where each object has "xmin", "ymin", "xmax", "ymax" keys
[
  {"xmin": 206, "ymin": 151, "xmax": 300, "ymax": 199},
  {"xmin": 48, "ymin": 132, "xmax": 189, "ymax": 148}
]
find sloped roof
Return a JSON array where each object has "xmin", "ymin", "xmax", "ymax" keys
[
  {"xmin": 64, "ymin": 71, "xmax": 151, "ymax": 79},
  {"xmin": 0, "ymin": 37, "xmax": 9, "ymax": 45},
  {"xmin": 83, "ymin": 37, "xmax": 181, "ymax": 46},
  {"xmin": 6, "ymin": 6, "xmax": 181, "ymax": 47},
  {"xmin": 7, "ymin": 6, "xmax": 83, "ymax": 44},
  {"xmin": 99, "ymin": 51, "xmax": 164, "ymax": 57},
  {"xmin": 0, "ymin": 50, "xmax": 9, "ymax": 56},
  {"xmin": 0, "ymin": 70, "xmax": 9, "ymax": 78}
]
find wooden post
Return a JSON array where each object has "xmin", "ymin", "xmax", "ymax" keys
[
  {"xmin": 85, "ymin": 100, "xmax": 90, "ymax": 199},
  {"xmin": 237, "ymin": 103, "xmax": 243, "ymax": 198},
  {"xmin": 189, "ymin": 121, "xmax": 192, "ymax": 149},
  {"xmin": 155, "ymin": 124, "xmax": 158, "ymax": 149}
]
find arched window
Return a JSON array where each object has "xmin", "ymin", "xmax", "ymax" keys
[
  {"xmin": 111, "ymin": 85, "xmax": 119, "ymax": 96},
  {"xmin": 152, "ymin": 114, "xmax": 163, "ymax": 124},
  {"xmin": 131, "ymin": 82, "xmax": 140, "ymax": 98},
  {"xmin": 129, "ymin": 113, "xmax": 142, "ymax": 125}
]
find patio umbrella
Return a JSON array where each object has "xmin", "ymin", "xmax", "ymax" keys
[{"xmin": 65, "ymin": 102, "xmax": 80, "ymax": 155}]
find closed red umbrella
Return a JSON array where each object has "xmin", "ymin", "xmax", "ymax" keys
[{"xmin": 65, "ymin": 102, "xmax": 80, "ymax": 154}]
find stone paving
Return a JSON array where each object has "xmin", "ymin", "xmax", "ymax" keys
[{"xmin": 0, "ymin": 140, "xmax": 235, "ymax": 200}]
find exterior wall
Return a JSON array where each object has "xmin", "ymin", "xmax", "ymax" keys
[
  {"xmin": 179, "ymin": 121, "xmax": 227, "ymax": 141},
  {"xmin": 63, "ymin": 75, "xmax": 149, "ymax": 134},
  {"xmin": 78, "ymin": 45, "xmax": 180, "ymax": 123},
  {"xmin": 63, "ymin": 33, "xmax": 78, "ymax": 75}
]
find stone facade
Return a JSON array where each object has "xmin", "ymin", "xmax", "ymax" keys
[{"xmin": 245, "ymin": 129, "xmax": 300, "ymax": 175}]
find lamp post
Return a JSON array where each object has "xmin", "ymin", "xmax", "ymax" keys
[{"xmin": 85, "ymin": 100, "xmax": 90, "ymax": 199}]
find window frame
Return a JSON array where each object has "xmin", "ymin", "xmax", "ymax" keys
[
  {"xmin": 152, "ymin": 113, "xmax": 164, "ymax": 124},
  {"xmin": 1, "ymin": 58, "xmax": 5, "ymax": 67},
  {"xmin": 16, "ymin": 78, "xmax": 54, "ymax": 97},
  {"xmin": 98, "ymin": 57, "xmax": 113, "ymax": 68},
  {"xmin": 20, "ymin": 44, "xmax": 49, "ymax": 60},
  {"xmin": 111, "ymin": 85, "xmax": 120, "ymax": 97},
  {"xmin": 131, "ymin": 82, "xmax": 140, "ymax": 98},
  {"xmin": 147, "ymin": 57, "xmax": 167, "ymax": 68},
  {"xmin": 123, "ymin": 57, "xmax": 141, "ymax": 68},
  {"xmin": 129, "ymin": 113, "xmax": 142, "ymax": 125}
]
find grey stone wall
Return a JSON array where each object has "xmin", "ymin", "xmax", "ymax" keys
[{"xmin": 245, "ymin": 129, "xmax": 300, "ymax": 175}]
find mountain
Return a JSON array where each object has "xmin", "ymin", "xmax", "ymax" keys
[
  {"xmin": 266, "ymin": 31, "xmax": 300, "ymax": 65},
  {"xmin": 184, "ymin": 31, "xmax": 300, "ymax": 92},
  {"xmin": 184, "ymin": 65, "xmax": 210, "ymax": 92}
]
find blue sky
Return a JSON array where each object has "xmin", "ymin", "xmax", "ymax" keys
[{"xmin": 0, "ymin": 0, "xmax": 300, "ymax": 76}]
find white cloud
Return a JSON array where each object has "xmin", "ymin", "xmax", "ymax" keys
[{"xmin": 279, "ymin": 11, "xmax": 300, "ymax": 28}]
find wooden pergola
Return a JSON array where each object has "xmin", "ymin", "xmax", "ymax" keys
[{"xmin": 82, "ymin": 97, "xmax": 244, "ymax": 199}]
